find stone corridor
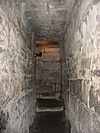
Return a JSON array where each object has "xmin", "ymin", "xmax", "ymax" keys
[{"xmin": 0, "ymin": 0, "xmax": 100, "ymax": 133}]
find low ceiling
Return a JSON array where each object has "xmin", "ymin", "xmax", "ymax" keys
[{"xmin": 23, "ymin": 0, "xmax": 75, "ymax": 43}]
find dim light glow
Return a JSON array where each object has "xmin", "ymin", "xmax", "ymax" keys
[{"xmin": 42, "ymin": 48, "xmax": 58, "ymax": 53}]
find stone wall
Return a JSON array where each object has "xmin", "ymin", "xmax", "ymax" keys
[
  {"xmin": 64, "ymin": 0, "xmax": 100, "ymax": 132},
  {"xmin": 0, "ymin": 1, "xmax": 36, "ymax": 133},
  {"xmin": 35, "ymin": 46, "xmax": 62, "ymax": 98}
]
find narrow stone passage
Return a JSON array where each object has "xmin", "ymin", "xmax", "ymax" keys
[
  {"xmin": 29, "ymin": 111, "xmax": 69, "ymax": 133},
  {"xmin": 1, "ymin": 1, "xmax": 100, "ymax": 133},
  {"xmin": 29, "ymin": 98, "xmax": 70, "ymax": 133}
]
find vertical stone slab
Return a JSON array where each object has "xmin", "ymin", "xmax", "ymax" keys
[
  {"xmin": 64, "ymin": 0, "xmax": 100, "ymax": 132},
  {"xmin": 0, "ymin": 1, "xmax": 36, "ymax": 133}
]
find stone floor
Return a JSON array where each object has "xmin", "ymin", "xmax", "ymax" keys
[{"xmin": 29, "ymin": 111, "xmax": 70, "ymax": 133}]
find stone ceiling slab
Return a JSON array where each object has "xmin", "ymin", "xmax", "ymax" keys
[{"xmin": 24, "ymin": 0, "xmax": 75, "ymax": 42}]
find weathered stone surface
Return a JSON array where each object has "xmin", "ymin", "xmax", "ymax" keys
[
  {"xmin": 35, "ymin": 46, "xmax": 62, "ymax": 98},
  {"xmin": 0, "ymin": 0, "xmax": 100, "ymax": 133},
  {"xmin": 0, "ymin": 1, "xmax": 36, "ymax": 133},
  {"xmin": 64, "ymin": 0, "xmax": 100, "ymax": 132},
  {"xmin": 24, "ymin": 0, "xmax": 75, "ymax": 42},
  {"xmin": 70, "ymin": 79, "xmax": 82, "ymax": 98}
]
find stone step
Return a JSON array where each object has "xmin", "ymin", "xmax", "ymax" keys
[
  {"xmin": 36, "ymin": 98, "xmax": 64, "ymax": 112},
  {"xmin": 36, "ymin": 96, "xmax": 56, "ymax": 99},
  {"xmin": 36, "ymin": 98, "xmax": 63, "ymax": 107},
  {"xmin": 36, "ymin": 106, "xmax": 64, "ymax": 112}
]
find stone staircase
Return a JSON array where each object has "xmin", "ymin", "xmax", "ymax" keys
[
  {"xmin": 36, "ymin": 92, "xmax": 64, "ymax": 112},
  {"xmin": 29, "ymin": 111, "xmax": 67, "ymax": 133},
  {"xmin": 29, "ymin": 87, "xmax": 69, "ymax": 133}
]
